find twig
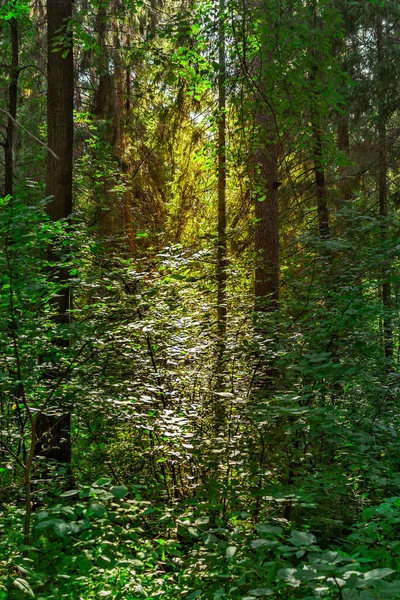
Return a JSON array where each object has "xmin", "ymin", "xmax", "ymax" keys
[{"xmin": 0, "ymin": 108, "xmax": 58, "ymax": 159}]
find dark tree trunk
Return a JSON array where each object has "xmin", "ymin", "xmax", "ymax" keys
[
  {"xmin": 4, "ymin": 16, "xmax": 19, "ymax": 197},
  {"xmin": 111, "ymin": 5, "xmax": 135, "ymax": 255},
  {"xmin": 310, "ymin": 1, "xmax": 329, "ymax": 237},
  {"xmin": 92, "ymin": 2, "xmax": 135, "ymax": 254},
  {"xmin": 377, "ymin": 14, "xmax": 393, "ymax": 361},
  {"xmin": 254, "ymin": 119, "xmax": 279, "ymax": 311},
  {"xmin": 46, "ymin": 0, "xmax": 73, "ymax": 225},
  {"xmin": 35, "ymin": 414, "xmax": 71, "ymax": 464},
  {"xmin": 254, "ymin": 44, "xmax": 279, "ymax": 312},
  {"xmin": 215, "ymin": 0, "xmax": 227, "ymax": 412},
  {"xmin": 337, "ymin": 116, "xmax": 353, "ymax": 206},
  {"xmin": 93, "ymin": 2, "xmax": 113, "ymax": 119},
  {"xmin": 251, "ymin": 3, "xmax": 279, "ymax": 312},
  {"xmin": 311, "ymin": 107, "xmax": 329, "ymax": 237},
  {"xmin": 35, "ymin": 0, "xmax": 74, "ymax": 465},
  {"xmin": 252, "ymin": 5, "xmax": 280, "ymax": 398},
  {"xmin": 335, "ymin": 7, "xmax": 354, "ymax": 212}
]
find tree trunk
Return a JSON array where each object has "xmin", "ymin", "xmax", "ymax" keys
[
  {"xmin": 311, "ymin": 104, "xmax": 329, "ymax": 237},
  {"xmin": 215, "ymin": 0, "xmax": 227, "ymax": 413},
  {"xmin": 377, "ymin": 14, "xmax": 393, "ymax": 361},
  {"xmin": 252, "ymin": 4, "xmax": 280, "ymax": 397},
  {"xmin": 337, "ymin": 115, "xmax": 353, "ymax": 206},
  {"xmin": 46, "ymin": 0, "xmax": 73, "ymax": 225},
  {"xmin": 111, "ymin": 5, "xmax": 135, "ymax": 255},
  {"xmin": 254, "ymin": 40, "xmax": 279, "ymax": 312},
  {"xmin": 4, "ymin": 16, "xmax": 19, "ymax": 197},
  {"xmin": 310, "ymin": 1, "xmax": 329, "ymax": 237},
  {"xmin": 35, "ymin": 0, "xmax": 74, "ymax": 465},
  {"xmin": 93, "ymin": 2, "xmax": 135, "ymax": 254},
  {"xmin": 335, "ymin": 8, "xmax": 354, "ymax": 212}
]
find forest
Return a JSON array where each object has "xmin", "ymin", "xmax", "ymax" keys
[{"xmin": 1, "ymin": 0, "xmax": 400, "ymax": 598}]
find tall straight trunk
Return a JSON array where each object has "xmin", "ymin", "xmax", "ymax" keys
[
  {"xmin": 93, "ymin": 3, "xmax": 112, "ymax": 119},
  {"xmin": 4, "ymin": 16, "xmax": 19, "ymax": 197},
  {"xmin": 46, "ymin": 0, "xmax": 74, "ymax": 225},
  {"xmin": 254, "ymin": 42, "xmax": 279, "ymax": 311},
  {"xmin": 377, "ymin": 15, "xmax": 393, "ymax": 361},
  {"xmin": 311, "ymin": 101, "xmax": 329, "ymax": 237},
  {"xmin": 335, "ymin": 10, "xmax": 354, "ymax": 212},
  {"xmin": 337, "ymin": 115, "xmax": 352, "ymax": 205},
  {"xmin": 93, "ymin": 3, "xmax": 135, "ymax": 254},
  {"xmin": 252, "ymin": 3, "xmax": 279, "ymax": 509},
  {"xmin": 111, "ymin": 6, "xmax": 135, "ymax": 255},
  {"xmin": 35, "ymin": 0, "xmax": 74, "ymax": 465},
  {"xmin": 215, "ymin": 0, "xmax": 227, "ymax": 405},
  {"xmin": 309, "ymin": 0, "xmax": 329, "ymax": 237},
  {"xmin": 336, "ymin": 44, "xmax": 353, "ymax": 208}
]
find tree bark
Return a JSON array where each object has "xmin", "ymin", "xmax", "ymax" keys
[
  {"xmin": 309, "ymin": 1, "xmax": 329, "ymax": 238},
  {"xmin": 254, "ymin": 38, "xmax": 279, "ymax": 312},
  {"xmin": 377, "ymin": 14, "xmax": 393, "ymax": 361},
  {"xmin": 335, "ymin": 6, "xmax": 354, "ymax": 212},
  {"xmin": 34, "ymin": 0, "xmax": 74, "ymax": 465},
  {"xmin": 4, "ymin": 16, "xmax": 19, "ymax": 197},
  {"xmin": 213, "ymin": 0, "xmax": 228, "ymax": 428},
  {"xmin": 311, "ymin": 104, "xmax": 329, "ymax": 237},
  {"xmin": 46, "ymin": 0, "xmax": 73, "ymax": 226},
  {"xmin": 93, "ymin": 2, "xmax": 135, "ymax": 254},
  {"xmin": 111, "ymin": 5, "xmax": 135, "ymax": 255}
]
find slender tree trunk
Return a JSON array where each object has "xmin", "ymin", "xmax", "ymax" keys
[
  {"xmin": 311, "ymin": 109, "xmax": 329, "ymax": 237},
  {"xmin": 336, "ymin": 27, "xmax": 352, "ymax": 207},
  {"xmin": 335, "ymin": 10, "xmax": 354, "ymax": 213},
  {"xmin": 93, "ymin": 3, "xmax": 112, "ymax": 119},
  {"xmin": 337, "ymin": 116, "xmax": 352, "ymax": 205},
  {"xmin": 4, "ymin": 16, "xmax": 19, "ymax": 197},
  {"xmin": 35, "ymin": 0, "xmax": 74, "ymax": 466},
  {"xmin": 377, "ymin": 14, "xmax": 393, "ymax": 361},
  {"xmin": 215, "ymin": 0, "xmax": 227, "ymax": 411},
  {"xmin": 254, "ymin": 41, "xmax": 279, "ymax": 311},
  {"xmin": 252, "ymin": 3, "xmax": 279, "ymax": 398},
  {"xmin": 309, "ymin": 61, "xmax": 329, "ymax": 237},
  {"xmin": 112, "ymin": 6, "xmax": 135, "ymax": 255},
  {"xmin": 310, "ymin": 1, "xmax": 329, "ymax": 237},
  {"xmin": 93, "ymin": 3, "xmax": 135, "ymax": 254}
]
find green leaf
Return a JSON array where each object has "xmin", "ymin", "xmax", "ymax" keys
[
  {"xmin": 59, "ymin": 489, "xmax": 80, "ymax": 497},
  {"xmin": 110, "ymin": 485, "xmax": 128, "ymax": 499},
  {"xmin": 204, "ymin": 533, "xmax": 218, "ymax": 546},
  {"xmin": 97, "ymin": 555, "xmax": 112, "ymax": 568},
  {"xmin": 363, "ymin": 568, "xmax": 395, "ymax": 581},
  {"xmin": 35, "ymin": 518, "xmax": 63, "ymax": 530},
  {"xmin": 226, "ymin": 546, "xmax": 237, "ymax": 559},
  {"xmin": 359, "ymin": 592, "xmax": 375, "ymax": 600},
  {"xmin": 342, "ymin": 590, "xmax": 359, "ymax": 600},
  {"xmin": 251, "ymin": 539, "xmax": 278, "ymax": 550},
  {"xmin": 187, "ymin": 592, "xmax": 202, "ymax": 600},
  {"xmin": 255, "ymin": 524, "xmax": 282, "ymax": 536},
  {"xmin": 90, "ymin": 502, "xmax": 106, "ymax": 517},
  {"xmin": 143, "ymin": 507, "xmax": 156, "ymax": 515},
  {"xmin": 13, "ymin": 578, "xmax": 35, "ymax": 597},
  {"xmin": 195, "ymin": 517, "xmax": 210, "ymax": 526},
  {"xmin": 54, "ymin": 521, "xmax": 70, "ymax": 537},
  {"xmin": 278, "ymin": 568, "xmax": 301, "ymax": 584},
  {"xmin": 95, "ymin": 477, "xmax": 112, "ymax": 486},
  {"xmin": 289, "ymin": 530, "xmax": 316, "ymax": 546},
  {"xmin": 362, "ymin": 508, "xmax": 375, "ymax": 521},
  {"xmin": 248, "ymin": 589, "xmax": 274, "ymax": 597}
]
